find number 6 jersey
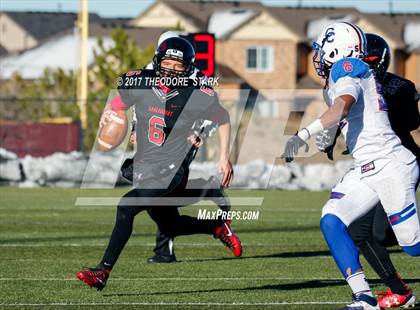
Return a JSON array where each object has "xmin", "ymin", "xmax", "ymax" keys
[{"xmin": 113, "ymin": 69, "xmax": 229, "ymax": 172}]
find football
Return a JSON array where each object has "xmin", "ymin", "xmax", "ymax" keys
[{"xmin": 97, "ymin": 110, "xmax": 128, "ymax": 152}]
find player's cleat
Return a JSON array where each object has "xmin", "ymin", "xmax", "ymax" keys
[
  {"xmin": 147, "ymin": 254, "xmax": 177, "ymax": 263},
  {"xmin": 76, "ymin": 267, "xmax": 110, "ymax": 291},
  {"xmin": 339, "ymin": 294, "xmax": 380, "ymax": 310},
  {"xmin": 377, "ymin": 289, "xmax": 416, "ymax": 308},
  {"xmin": 214, "ymin": 220, "xmax": 242, "ymax": 257}
]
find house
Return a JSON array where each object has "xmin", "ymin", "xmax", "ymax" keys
[
  {"xmin": 89, "ymin": 23, "xmax": 166, "ymax": 50},
  {"xmin": 130, "ymin": 1, "xmax": 420, "ymax": 90},
  {"xmin": 0, "ymin": 11, "xmax": 81, "ymax": 53},
  {"xmin": 0, "ymin": 11, "xmax": 128, "ymax": 54},
  {"xmin": 0, "ymin": 11, "xmax": 164, "ymax": 80},
  {"xmin": 130, "ymin": 0, "xmax": 263, "ymax": 32},
  {"xmin": 358, "ymin": 13, "xmax": 420, "ymax": 85},
  {"xmin": 0, "ymin": 34, "xmax": 114, "ymax": 80},
  {"xmin": 130, "ymin": 0, "xmax": 266, "ymax": 90}
]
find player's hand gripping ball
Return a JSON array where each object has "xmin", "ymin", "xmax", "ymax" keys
[{"xmin": 97, "ymin": 110, "xmax": 128, "ymax": 152}]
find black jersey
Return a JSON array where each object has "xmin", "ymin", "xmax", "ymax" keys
[
  {"xmin": 381, "ymin": 72, "xmax": 420, "ymax": 158},
  {"xmin": 117, "ymin": 69, "xmax": 228, "ymax": 169}
]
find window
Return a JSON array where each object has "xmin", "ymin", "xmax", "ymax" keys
[{"xmin": 246, "ymin": 46, "xmax": 273, "ymax": 72}]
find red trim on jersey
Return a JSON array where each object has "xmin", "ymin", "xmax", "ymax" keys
[
  {"xmin": 158, "ymin": 80, "xmax": 171, "ymax": 93},
  {"xmin": 111, "ymin": 96, "xmax": 126, "ymax": 111}
]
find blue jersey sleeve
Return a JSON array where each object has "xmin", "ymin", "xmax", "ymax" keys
[{"xmin": 330, "ymin": 58, "xmax": 370, "ymax": 83}]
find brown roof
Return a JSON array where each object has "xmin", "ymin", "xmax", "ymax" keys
[
  {"xmin": 90, "ymin": 24, "xmax": 166, "ymax": 49},
  {"xmin": 161, "ymin": 0, "xmax": 264, "ymax": 30},
  {"xmin": 95, "ymin": 17, "xmax": 131, "ymax": 28},
  {"xmin": 3, "ymin": 11, "xmax": 101, "ymax": 41},
  {"xmin": 361, "ymin": 13, "xmax": 420, "ymax": 48},
  {"xmin": 266, "ymin": 6, "xmax": 360, "ymax": 41},
  {"xmin": 265, "ymin": 7, "xmax": 420, "ymax": 49}
]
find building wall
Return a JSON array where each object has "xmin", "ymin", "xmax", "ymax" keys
[
  {"xmin": 217, "ymin": 39, "xmax": 297, "ymax": 89},
  {"xmin": 0, "ymin": 14, "xmax": 37, "ymax": 52},
  {"xmin": 357, "ymin": 18, "xmax": 399, "ymax": 73},
  {"xmin": 216, "ymin": 12, "xmax": 299, "ymax": 90},
  {"xmin": 129, "ymin": 2, "xmax": 198, "ymax": 32},
  {"xmin": 405, "ymin": 52, "xmax": 420, "ymax": 88},
  {"xmin": 231, "ymin": 11, "xmax": 297, "ymax": 41}
]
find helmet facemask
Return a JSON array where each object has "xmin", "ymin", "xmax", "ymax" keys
[
  {"xmin": 154, "ymin": 56, "xmax": 191, "ymax": 78},
  {"xmin": 312, "ymin": 42, "xmax": 333, "ymax": 79},
  {"xmin": 153, "ymin": 37, "xmax": 196, "ymax": 79}
]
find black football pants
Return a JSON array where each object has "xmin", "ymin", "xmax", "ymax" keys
[
  {"xmin": 100, "ymin": 173, "xmax": 220, "ymax": 268},
  {"xmin": 147, "ymin": 177, "xmax": 231, "ymax": 257}
]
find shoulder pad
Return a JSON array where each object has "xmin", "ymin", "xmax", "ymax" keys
[{"xmin": 331, "ymin": 58, "xmax": 369, "ymax": 83}]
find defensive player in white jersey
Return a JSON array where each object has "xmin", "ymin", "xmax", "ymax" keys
[{"xmin": 282, "ymin": 22, "xmax": 420, "ymax": 310}]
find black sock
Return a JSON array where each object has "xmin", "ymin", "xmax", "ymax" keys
[
  {"xmin": 358, "ymin": 240, "xmax": 409, "ymax": 295},
  {"xmin": 172, "ymin": 215, "xmax": 219, "ymax": 236},
  {"xmin": 97, "ymin": 262, "xmax": 112, "ymax": 271},
  {"xmin": 382, "ymin": 273, "xmax": 410, "ymax": 295},
  {"xmin": 99, "ymin": 205, "xmax": 140, "ymax": 270}
]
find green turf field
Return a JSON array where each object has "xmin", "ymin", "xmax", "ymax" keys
[{"xmin": 0, "ymin": 187, "xmax": 419, "ymax": 309}]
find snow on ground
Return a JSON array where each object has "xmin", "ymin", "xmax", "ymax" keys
[{"xmin": 0, "ymin": 148, "xmax": 352, "ymax": 190}]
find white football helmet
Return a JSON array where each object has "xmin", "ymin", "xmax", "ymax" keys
[{"xmin": 313, "ymin": 22, "xmax": 367, "ymax": 78}]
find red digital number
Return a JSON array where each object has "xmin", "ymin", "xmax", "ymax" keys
[
  {"xmin": 194, "ymin": 34, "xmax": 215, "ymax": 77},
  {"xmin": 148, "ymin": 116, "xmax": 166, "ymax": 146}
]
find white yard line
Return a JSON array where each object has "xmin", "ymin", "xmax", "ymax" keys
[
  {"xmin": 0, "ymin": 277, "xmax": 345, "ymax": 281},
  {"xmin": 0, "ymin": 301, "xmax": 347, "ymax": 307},
  {"xmin": 0, "ymin": 243, "xmax": 327, "ymax": 248}
]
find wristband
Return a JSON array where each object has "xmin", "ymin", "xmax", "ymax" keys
[{"xmin": 297, "ymin": 119, "xmax": 324, "ymax": 141}]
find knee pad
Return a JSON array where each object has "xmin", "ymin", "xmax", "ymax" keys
[
  {"xmin": 320, "ymin": 214, "xmax": 362, "ymax": 278},
  {"xmin": 402, "ymin": 242, "xmax": 420, "ymax": 256}
]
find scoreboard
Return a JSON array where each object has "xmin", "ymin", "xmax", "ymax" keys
[{"xmin": 181, "ymin": 33, "xmax": 215, "ymax": 77}]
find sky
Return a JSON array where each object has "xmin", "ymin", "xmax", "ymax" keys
[{"xmin": 1, "ymin": 0, "xmax": 419, "ymax": 17}]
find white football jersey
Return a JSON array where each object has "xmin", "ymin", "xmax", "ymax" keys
[{"xmin": 327, "ymin": 58, "xmax": 415, "ymax": 167}]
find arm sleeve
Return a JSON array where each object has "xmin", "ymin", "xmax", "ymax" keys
[
  {"xmin": 110, "ymin": 95, "xmax": 128, "ymax": 111},
  {"xmin": 395, "ymin": 81, "xmax": 420, "ymax": 131},
  {"xmin": 331, "ymin": 76, "xmax": 361, "ymax": 103},
  {"xmin": 112, "ymin": 73, "xmax": 135, "ymax": 110},
  {"xmin": 207, "ymin": 95, "xmax": 230, "ymax": 126}
]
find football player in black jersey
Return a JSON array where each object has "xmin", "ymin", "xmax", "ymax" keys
[
  {"xmin": 123, "ymin": 31, "xmax": 231, "ymax": 264},
  {"xmin": 317, "ymin": 33, "xmax": 419, "ymax": 308},
  {"xmin": 76, "ymin": 37, "xmax": 241, "ymax": 291}
]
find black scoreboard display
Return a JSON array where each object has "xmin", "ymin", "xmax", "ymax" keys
[{"xmin": 181, "ymin": 33, "xmax": 215, "ymax": 77}]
